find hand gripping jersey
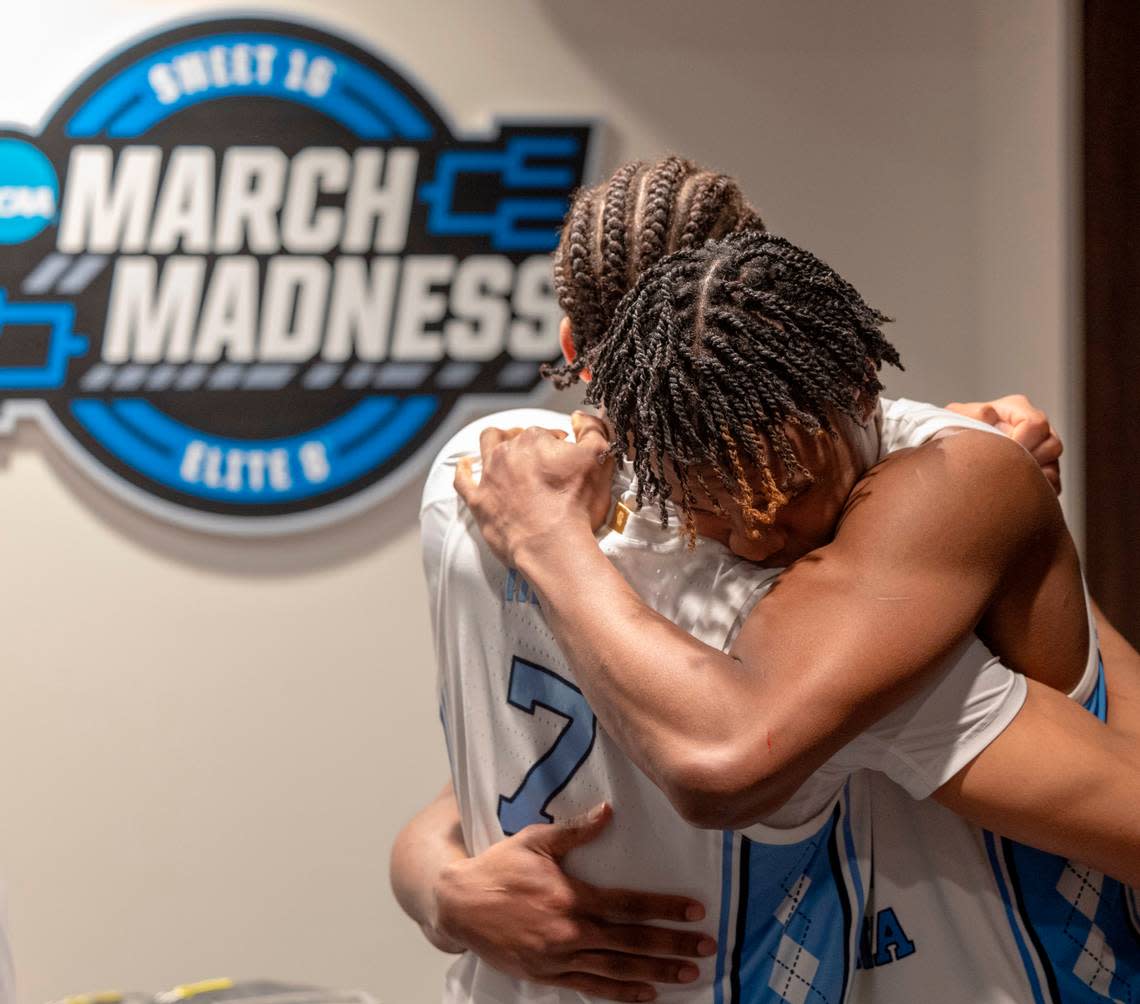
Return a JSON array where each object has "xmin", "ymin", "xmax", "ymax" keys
[
  {"xmin": 852, "ymin": 404, "xmax": 1140, "ymax": 1004},
  {"xmin": 420, "ymin": 401, "xmax": 1026, "ymax": 1004}
]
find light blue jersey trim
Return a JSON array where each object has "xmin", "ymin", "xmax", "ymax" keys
[
  {"xmin": 984, "ymin": 829, "xmax": 1049, "ymax": 1004},
  {"xmin": 842, "ymin": 786, "xmax": 865, "ymax": 912},
  {"xmin": 1085, "ymin": 656, "xmax": 1107, "ymax": 719},
  {"xmin": 980, "ymin": 656, "xmax": 1115, "ymax": 1004}
]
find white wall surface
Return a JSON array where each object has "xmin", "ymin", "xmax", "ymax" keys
[{"xmin": 0, "ymin": 2, "xmax": 1077, "ymax": 1002}]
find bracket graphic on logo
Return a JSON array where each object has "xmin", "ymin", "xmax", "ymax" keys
[
  {"xmin": 0, "ymin": 16, "xmax": 596, "ymax": 535},
  {"xmin": 419, "ymin": 136, "xmax": 581, "ymax": 251},
  {"xmin": 0, "ymin": 291, "xmax": 88, "ymax": 389}
]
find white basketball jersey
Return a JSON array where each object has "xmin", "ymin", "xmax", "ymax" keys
[
  {"xmin": 850, "ymin": 407, "xmax": 1140, "ymax": 1004},
  {"xmin": 421, "ymin": 401, "xmax": 1024, "ymax": 1004}
]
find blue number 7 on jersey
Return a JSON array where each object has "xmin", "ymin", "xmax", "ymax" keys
[{"xmin": 498, "ymin": 657, "xmax": 598, "ymax": 836}]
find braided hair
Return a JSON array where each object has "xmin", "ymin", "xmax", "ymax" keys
[
  {"xmin": 582, "ymin": 231, "xmax": 903, "ymax": 541},
  {"xmin": 547, "ymin": 155, "xmax": 764, "ymax": 388}
]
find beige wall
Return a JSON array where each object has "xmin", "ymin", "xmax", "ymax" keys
[{"xmin": 0, "ymin": 2, "xmax": 1077, "ymax": 1002}]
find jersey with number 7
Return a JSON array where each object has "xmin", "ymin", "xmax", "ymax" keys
[{"xmin": 420, "ymin": 401, "xmax": 1031, "ymax": 1004}]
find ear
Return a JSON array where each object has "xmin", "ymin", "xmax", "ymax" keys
[{"xmin": 559, "ymin": 316, "xmax": 591, "ymax": 382}]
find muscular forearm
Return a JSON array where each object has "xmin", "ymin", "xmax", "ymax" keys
[
  {"xmin": 389, "ymin": 782, "xmax": 467, "ymax": 953},
  {"xmin": 515, "ymin": 528, "xmax": 785, "ymax": 825},
  {"xmin": 502, "ymin": 434, "xmax": 1036, "ymax": 830}
]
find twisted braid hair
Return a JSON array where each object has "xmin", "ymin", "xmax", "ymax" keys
[
  {"xmin": 547, "ymin": 155, "xmax": 764, "ymax": 388},
  {"xmin": 582, "ymin": 231, "xmax": 903, "ymax": 541}
]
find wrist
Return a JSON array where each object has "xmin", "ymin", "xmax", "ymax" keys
[
  {"xmin": 427, "ymin": 860, "xmax": 468, "ymax": 954},
  {"xmin": 511, "ymin": 516, "xmax": 597, "ymax": 580}
]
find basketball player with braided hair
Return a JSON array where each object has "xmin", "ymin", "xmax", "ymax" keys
[
  {"xmin": 579, "ymin": 231, "xmax": 899, "ymax": 544},
  {"xmin": 547, "ymin": 155, "xmax": 764, "ymax": 391},
  {"xmin": 391, "ymin": 160, "xmax": 1112, "ymax": 1002},
  {"xmin": 393, "ymin": 158, "xmax": 787, "ymax": 1002},
  {"xmin": 543, "ymin": 155, "xmax": 1059, "ymax": 488},
  {"xmin": 446, "ymin": 228, "xmax": 1140, "ymax": 1002}
]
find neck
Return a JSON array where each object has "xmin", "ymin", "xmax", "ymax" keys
[
  {"xmin": 803, "ymin": 412, "xmax": 879, "ymax": 548},
  {"xmin": 849, "ymin": 405, "xmax": 883, "ymax": 477}
]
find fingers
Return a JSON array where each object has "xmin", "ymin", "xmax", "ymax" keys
[
  {"xmin": 520, "ymin": 425, "xmax": 572, "ymax": 443},
  {"xmin": 454, "ymin": 455, "xmax": 477, "ymax": 504},
  {"xmin": 587, "ymin": 885, "xmax": 706, "ymax": 925},
  {"xmin": 461, "ymin": 424, "xmax": 570, "ymax": 477},
  {"xmin": 987, "ymin": 391, "xmax": 1062, "ymax": 483},
  {"xmin": 524, "ymin": 802, "xmax": 612, "ymax": 858},
  {"xmin": 946, "ymin": 402, "xmax": 999, "ymax": 427},
  {"xmin": 586, "ymin": 921, "xmax": 717, "ymax": 960},
  {"xmin": 1008, "ymin": 418, "xmax": 1051, "ymax": 454},
  {"xmin": 569, "ymin": 951, "xmax": 701, "ymax": 986},
  {"xmin": 571, "ymin": 410, "xmax": 613, "ymax": 454},
  {"xmin": 550, "ymin": 973, "xmax": 656, "ymax": 1002},
  {"xmin": 1031, "ymin": 433, "xmax": 1063, "ymax": 495},
  {"xmin": 953, "ymin": 397, "xmax": 1065, "ymax": 483},
  {"xmin": 1029, "ymin": 430, "xmax": 1063, "ymax": 466},
  {"xmin": 991, "ymin": 393, "xmax": 1045, "ymax": 427},
  {"xmin": 478, "ymin": 426, "xmax": 511, "ymax": 462},
  {"xmin": 989, "ymin": 394, "xmax": 1050, "ymax": 447}
]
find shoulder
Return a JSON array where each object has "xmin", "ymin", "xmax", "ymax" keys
[
  {"xmin": 421, "ymin": 409, "xmax": 573, "ymax": 602},
  {"xmin": 874, "ymin": 427, "xmax": 1043, "ymax": 498},
  {"xmin": 420, "ymin": 408, "xmax": 574, "ymax": 515},
  {"xmin": 838, "ymin": 429, "xmax": 1057, "ymax": 565}
]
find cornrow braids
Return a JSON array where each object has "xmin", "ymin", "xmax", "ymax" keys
[
  {"xmin": 546, "ymin": 156, "xmax": 765, "ymax": 389},
  {"xmin": 582, "ymin": 231, "xmax": 902, "ymax": 542}
]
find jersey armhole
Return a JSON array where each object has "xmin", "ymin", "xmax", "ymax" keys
[
  {"xmin": 737, "ymin": 789, "xmax": 844, "ymax": 844},
  {"xmin": 1067, "ymin": 580, "xmax": 1101, "ymax": 706},
  {"xmin": 722, "ymin": 574, "xmax": 777, "ymax": 651},
  {"xmin": 892, "ymin": 672, "xmax": 1029, "ymax": 800}
]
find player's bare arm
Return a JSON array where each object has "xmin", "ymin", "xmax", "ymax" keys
[
  {"xmin": 391, "ymin": 789, "xmax": 714, "ymax": 1002},
  {"xmin": 453, "ymin": 232, "xmax": 1083, "ymax": 834},
  {"xmin": 394, "ymin": 393, "xmax": 1074, "ymax": 994},
  {"xmin": 935, "ymin": 677, "xmax": 1140, "ymax": 886},
  {"xmin": 390, "ymin": 782, "xmax": 468, "ymax": 954},
  {"xmin": 458, "ymin": 428, "xmax": 1056, "ymax": 818},
  {"xmin": 457, "ymin": 421, "xmax": 1140, "ymax": 886}
]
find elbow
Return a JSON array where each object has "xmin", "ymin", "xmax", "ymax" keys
[{"xmin": 660, "ymin": 743, "xmax": 792, "ymax": 830}]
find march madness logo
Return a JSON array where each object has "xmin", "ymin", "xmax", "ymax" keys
[{"xmin": 0, "ymin": 16, "xmax": 594, "ymax": 533}]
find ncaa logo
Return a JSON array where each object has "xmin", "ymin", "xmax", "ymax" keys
[
  {"xmin": 0, "ymin": 16, "xmax": 595, "ymax": 534},
  {"xmin": 0, "ymin": 139, "xmax": 58, "ymax": 243}
]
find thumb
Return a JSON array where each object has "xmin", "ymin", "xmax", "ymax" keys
[
  {"xmin": 527, "ymin": 803, "xmax": 612, "ymax": 859},
  {"xmin": 570, "ymin": 411, "xmax": 612, "ymax": 455},
  {"xmin": 454, "ymin": 455, "xmax": 478, "ymax": 504}
]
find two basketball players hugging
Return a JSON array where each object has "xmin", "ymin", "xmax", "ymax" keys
[{"xmin": 393, "ymin": 157, "xmax": 1140, "ymax": 1004}]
